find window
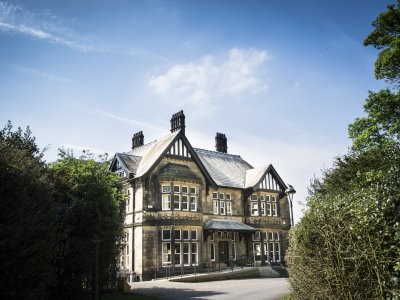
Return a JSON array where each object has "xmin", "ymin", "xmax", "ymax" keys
[
  {"xmin": 272, "ymin": 203, "xmax": 277, "ymax": 216},
  {"xmin": 173, "ymin": 195, "xmax": 181, "ymax": 210},
  {"xmin": 183, "ymin": 242, "xmax": 190, "ymax": 265},
  {"xmin": 226, "ymin": 201, "xmax": 232, "ymax": 215},
  {"xmin": 260, "ymin": 202, "xmax": 265, "ymax": 216},
  {"xmin": 259, "ymin": 195, "xmax": 264, "ymax": 201},
  {"xmin": 231, "ymin": 232, "xmax": 236, "ymax": 241},
  {"xmin": 210, "ymin": 232, "xmax": 214, "ymax": 241},
  {"xmin": 162, "ymin": 191, "xmax": 171, "ymax": 210},
  {"xmin": 126, "ymin": 189, "xmax": 131, "ymax": 213},
  {"xmin": 265, "ymin": 195, "xmax": 270, "ymax": 202},
  {"xmin": 162, "ymin": 243, "xmax": 171, "ymax": 264},
  {"xmin": 220, "ymin": 201, "xmax": 226, "ymax": 215},
  {"xmin": 162, "ymin": 185, "xmax": 171, "ymax": 193},
  {"xmin": 161, "ymin": 183, "xmax": 198, "ymax": 211},
  {"xmin": 213, "ymin": 200, "xmax": 219, "ymax": 215},
  {"xmin": 182, "ymin": 230, "xmax": 189, "ymax": 240},
  {"xmin": 191, "ymin": 230, "xmax": 197, "ymax": 240},
  {"xmin": 181, "ymin": 195, "xmax": 189, "ymax": 210},
  {"xmin": 251, "ymin": 202, "xmax": 259, "ymax": 216},
  {"xmin": 231, "ymin": 243, "xmax": 236, "ymax": 260},
  {"xmin": 266, "ymin": 203, "xmax": 272, "ymax": 216},
  {"xmin": 271, "ymin": 196, "xmax": 276, "ymax": 202},
  {"xmin": 191, "ymin": 243, "xmax": 198, "ymax": 265},
  {"xmin": 225, "ymin": 193, "xmax": 231, "ymax": 200},
  {"xmin": 254, "ymin": 242, "xmax": 261, "ymax": 261},
  {"xmin": 251, "ymin": 194, "xmax": 258, "ymax": 201},
  {"xmin": 174, "ymin": 230, "xmax": 181, "ymax": 240},
  {"xmin": 212, "ymin": 192, "xmax": 218, "ymax": 199},
  {"xmin": 219, "ymin": 193, "xmax": 224, "ymax": 200},
  {"xmin": 190, "ymin": 196, "xmax": 197, "ymax": 211},
  {"xmin": 162, "ymin": 230, "xmax": 171, "ymax": 240},
  {"xmin": 210, "ymin": 243, "xmax": 215, "ymax": 260},
  {"xmin": 174, "ymin": 243, "xmax": 181, "ymax": 265},
  {"xmin": 253, "ymin": 231, "xmax": 261, "ymax": 241}
]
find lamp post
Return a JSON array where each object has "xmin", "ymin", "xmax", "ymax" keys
[{"xmin": 285, "ymin": 184, "xmax": 296, "ymax": 226}]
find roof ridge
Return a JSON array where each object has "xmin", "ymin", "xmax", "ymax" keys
[
  {"xmin": 194, "ymin": 147, "xmax": 242, "ymax": 159},
  {"xmin": 128, "ymin": 131, "xmax": 178, "ymax": 155}
]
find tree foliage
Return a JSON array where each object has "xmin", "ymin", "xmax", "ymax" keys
[
  {"xmin": 0, "ymin": 121, "xmax": 125, "ymax": 300},
  {"xmin": 0, "ymin": 122, "xmax": 56, "ymax": 300},
  {"xmin": 287, "ymin": 2, "xmax": 400, "ymax": 299},
  {"xmin": 364, "ymin": 1, "xmax": 400, "ymax": 86},
  {"xmin": 48, "ymin": 149, "xmax": 125, "ymax": 300}
]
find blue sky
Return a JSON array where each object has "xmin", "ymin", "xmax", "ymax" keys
[{"xmin": 0, "ymin": 0, "xmax": 392, "ymax": 222}]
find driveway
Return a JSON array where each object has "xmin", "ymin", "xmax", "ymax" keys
[{"xmin": 130, "ymin": 278, "xmax": 290, "ymax": 300}]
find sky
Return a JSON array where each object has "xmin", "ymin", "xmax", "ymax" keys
[{"xmin": 0, "ymin": 0, "xmax": 392, "ymax": 222}]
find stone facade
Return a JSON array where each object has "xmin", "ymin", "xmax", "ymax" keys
[{"xmin": 110, "ymin": 111, "xmax": 294, "ymax": 281}]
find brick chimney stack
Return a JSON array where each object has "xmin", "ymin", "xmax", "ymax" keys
[
  {"xmin": 170, "ymin": 110, "xmax": 185, "ymax": 135},
  {"xmin": 215, "ymin": 132, "xmax": 227, "ymax": 153},
  {"xmin": 132, "ymin": 131, "xmax": 144, "ymax": 150}
]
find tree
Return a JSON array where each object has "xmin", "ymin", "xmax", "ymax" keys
[
  {"xmin": 287, "ymin": 2, "xmax": 400, "ymax": 299},
  {"xmin": 364, "ymin": 1, "xmax": 400, "ymax": 87},
  {"xmin": 0, "ymin": 122, "xmax": 56, "ymax": 300},
  {"xmin": 48, "ymin": 149, "xmax": 125, "ymax": 300}
]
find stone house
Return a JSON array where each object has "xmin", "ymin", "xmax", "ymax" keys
[{"xmin": 110, "ymin": 111, "xmax": 294, "ymax": 281}]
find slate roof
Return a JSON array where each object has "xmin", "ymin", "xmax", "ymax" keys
[
  {"xmin": 112, "ymin": 130, "xmax": 285, "ymax": 190},
  {"xmin": 115, "ymin": 153, "xmax": 141, "ymax": 175},
  {"xmin": 245, "ymin": 166, "xmax": 268, "ymax": 188},
  {"xmin": 194, "ymin": 148, "xmax": 253, "ymax": 189},
  {"xmin": 127, "ymin": 131, "xmax": 180, "ymax": 177},
  {"xmin": 203, "ymin": 219, "xmax": 256, "ymax": 232}
]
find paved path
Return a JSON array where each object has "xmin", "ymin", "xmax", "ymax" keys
[{"xmin": 130, "ymin": 278, "xmax": 290, "ymax": 300}]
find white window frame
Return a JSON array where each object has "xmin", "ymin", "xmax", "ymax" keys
[
  {"xmin": 190, "ymin": 187, "xmax": 196, "ymax": 194},
  {"xmin": 272, "ymin": 203, "xmax": 277, "ymax": 216},
  {"xmin": 162, "ymin": 185, "xmax": 171, "ymax": 193},
  {"xmin": 173, "ymin": 194, "xmax": 181, "ymax": 210},
  {"xmin": 212, "ymin": 192, "xmax": 218, "ymax": 199},
  {"xmin": 226, "ymin": 201, "xmax": 232, "ymax": 215},
  {"xmin": 251, "ymin": 202, "xmax": 259, "ymax": 216},
  {"xmin": 181, "ymin": 195, "xmax": 189, "ymax": 211},
  {"xmin": 173, "ymin": 185, "xmax": 180, "ymax": 193},
  {"xmin": 220, "ymin": 201, "xmax": 226, "ymax": 215},
  {"xmin": 225, "ymin": 193, "xmax": 231, "ymax": 200},
  {"xmin": 213, "ymin": 200, "xmax": 219, "ymax": 215},
  {"xmin": 162, "ymin": 229, "xmax": 171, "ymax": 240},
  {"xmin": 162, "ymin": 242, "xmax": 171, "ymax": 265},
  {"xmin": 210, "ymin": 243, "xmax": 215, "ymax": 261},
  {"xmin": 191, "ymin": 230, "xmax": 197, "ymax": 240},
  {"xmin": 190, "ymin": 196, "xmax": 197, "ymax": 211},
  {"xmin": 162, "ymin": 194, "xmax": 171, "ymax": 210},
  {"xmin": 191, "ymin": 242, "xmax": 198, "ymax": 266},
  {"xmin": 181, "ymin": 186, "xmax": 188, "ymax": 194}
]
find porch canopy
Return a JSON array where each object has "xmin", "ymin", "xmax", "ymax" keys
[{"xmin": 203, "ymin": 219, "xmax": 256, "ymax": 232}]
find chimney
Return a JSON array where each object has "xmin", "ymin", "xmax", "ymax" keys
[
  {"xmin": 170, "ymin": 110, "xmax": 185, "ymax": 135},
  {"xmin": 215, "ymin": 132, "xmax": 227, "ymax": 153},
  {"xmin": 132, "ymin": 131, "xmax": 144, "ymax": 150}
]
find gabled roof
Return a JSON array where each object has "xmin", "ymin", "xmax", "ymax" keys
[
  {"xmin": 158, "ymin": 163, "xmax": 202, "ymax": 182},
  {"xmin": 203, "ymin": 219, "xmax": 256, "ymax": 232},
  {"xmin": 194, "ymin": 148, "xmax": 253, "ymax": 189},
  {"xmin": 110, "ymin": 153, "xmax": 141, "ymax": 175},
  {"xmin": 245, "ymin": 164, "xmax": 288, "ymax": 191},
  {"xmin": 127, "ymin": 131, "xmax": 180, "ymax": 177}
]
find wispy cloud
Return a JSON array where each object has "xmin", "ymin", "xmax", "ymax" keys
[
  {"xmin": 0, "ymin": 1, "xmax": 165, "ymax": 59},
  {"xmin": 148, "ymin": 48, "xmax": 270, "ymax": 113},
  {"xmin": 16, "ymin": 66, "xmax": 70, "ymax": 83}
]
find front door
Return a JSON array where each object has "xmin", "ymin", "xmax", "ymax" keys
[{"xmin": 218, "ymin": 241, "xmax": 229, "ymax": 263}]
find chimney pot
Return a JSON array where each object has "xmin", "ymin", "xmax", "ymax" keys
[
  {"xmin": 215, "ymin": 132, "xmax": 228, "ymax": 153},
  {"xmin": 170, "ymin": 110, "xmax": 186, "ymax": 134},
  {"xmin": 132, "ymin": 131, "xmax": 144, "ymax": 150}
]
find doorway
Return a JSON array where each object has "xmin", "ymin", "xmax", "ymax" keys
[{"xmin": 218, "ymin": 241, "xmax": 229, "ymax": 263}]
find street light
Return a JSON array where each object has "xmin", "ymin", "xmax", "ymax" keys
[{"xmin": 285, "ymin": 184, "xmax": 296, "ymax": 226}]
